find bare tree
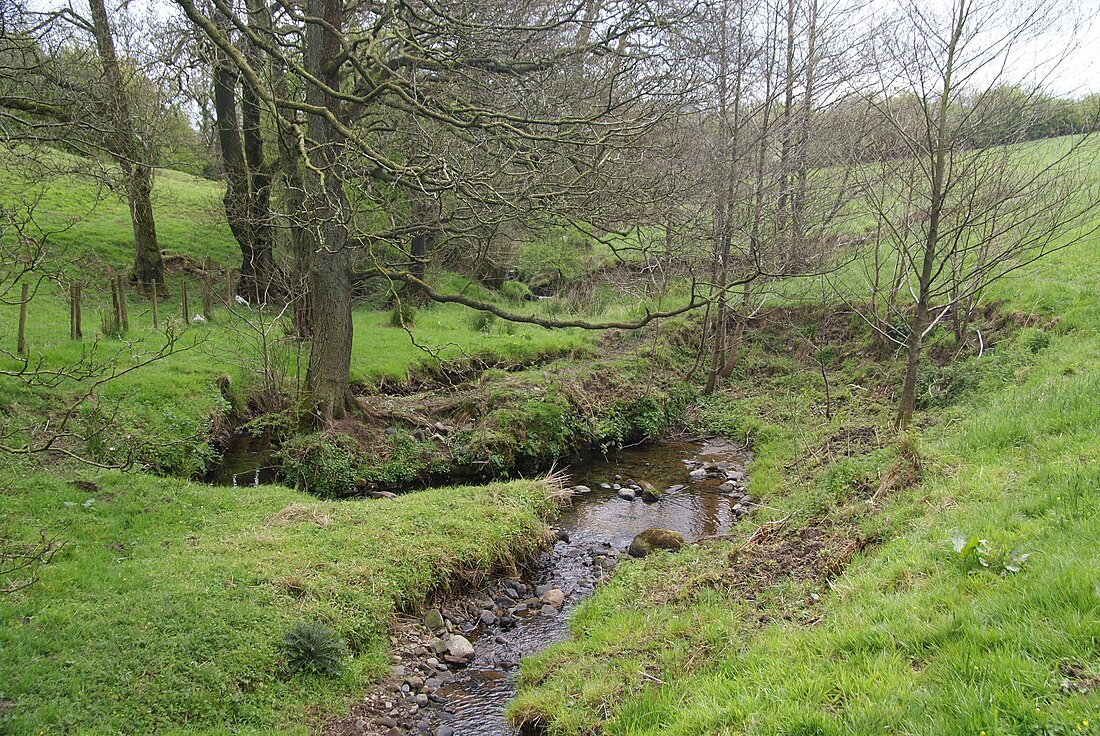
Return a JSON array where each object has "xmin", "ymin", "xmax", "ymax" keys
[{"xmin": 849, "ymin": 0, "xmax": 1099, "ymax": 429}]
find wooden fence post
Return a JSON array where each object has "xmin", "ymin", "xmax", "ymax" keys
[
  {"xmin": 110, "ymin": 278, "xmax": 121, "ymax": 332},
  {"xmin": 202, "ymin": 258, "xmax": 213, "ymax": 320},
  {"xmin": 74, "ymin": 282, "xmax": 82, "ymax": 339},
  {"xmin": 17, "ymin": 282, "xmax": 28, "ymax": 354},
  {"xmin": 151, "ymin": 281, "xmax": 159, "ymax": 329},
  {"xmin": 226, "ymin": 271, "xmax": 235, "ymax": 307},
  {"xmin": 70, "ymin": 282, "xmax": 77, "ymax": 340},
  {"xmin": 116, "ymin": 275, "xmax": 129, "ymax": 331},
  {"xmin": 180, "ymin": 280, "xmax": 189, "ymax": 322}
]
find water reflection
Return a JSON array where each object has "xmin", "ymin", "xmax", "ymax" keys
[{"xmin": 561, "ymin": 441, "xmax": 749, "ymax": 545}]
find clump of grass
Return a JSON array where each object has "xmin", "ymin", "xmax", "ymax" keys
[
  {"xmin": 500, "ymin": 280, "xmax": 533, "ymax": 302},
  {"xmin": 282, "ymin": 620, "xmax": 347, "ymax": 677},
  {"xmin": 390, "ymin": 301, "xmax": 416, "ymax": 328},
  {"xmin": 470, "ymin": 310, "xmax": 497, "ymax": 333}
]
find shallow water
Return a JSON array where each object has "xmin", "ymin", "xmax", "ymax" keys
[
  {"xmin": 209, "ymin": 436, "xmax": 751, "ymax": 735},
  {"xmin": 424, "ymin": 440, "xmax": 750, "ymax": 736},
  {"xmin": 203, "ymin": 433, "xmax": 279, "ymax": 487}
]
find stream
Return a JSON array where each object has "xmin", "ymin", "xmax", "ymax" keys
[{"xmin": 317, "ymin": 438, "xmax": 753, "ymax": 736}]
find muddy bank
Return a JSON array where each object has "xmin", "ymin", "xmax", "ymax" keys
[{"xmin": 323, "ymin": 438, "xmax": 753, "ymax": 736}]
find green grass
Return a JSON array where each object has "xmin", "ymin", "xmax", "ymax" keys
[
  {"xmin": 0, "ymin": 467, "xmax": 558, "ymax": 734},
  {"xmin": 0, "ymin": 153, "xmax": 239, "ymax": 274},
  {"xmin": 507, "ymin": 219, "xmax": 1100, "ymax": 734}
]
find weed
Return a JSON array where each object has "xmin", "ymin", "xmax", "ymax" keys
[
  {"xmin": 282, "ymin": 620, "xmax": 348, "ymax": 677},
  {"xmin": 276, "ymin": 432, "xmax": 362, "ymax": 497},
  {"xmin": 500, "ymin": 280, "xmax": 533, "ymax": 302},
  {"xmin": 951, "ymin": 531, "xmax": 1031, "ymax": 574},
  {"xmin": 470, "ymin": 310, "xmax": 497, "ymax": 333}
]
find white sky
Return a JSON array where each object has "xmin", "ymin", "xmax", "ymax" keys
[{"xmin": 33, "ymin": 0, "xmax": 1100, "ymax": 97}]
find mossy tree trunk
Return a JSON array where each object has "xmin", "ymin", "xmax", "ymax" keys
[{"xmin": 87, "ymin": 0, "xmax": 163, "ymax": 288}]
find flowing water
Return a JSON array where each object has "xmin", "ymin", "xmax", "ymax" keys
[
  {"xmin": 345, "ymin": 439, "xmax": 752, "ymax": 736},
  {"xmin": 206, "ymin": 436, "xmax": 751, "ymax": 736}
]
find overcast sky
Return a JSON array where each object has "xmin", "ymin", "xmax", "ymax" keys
[{"xmin": 33, "ymin": 0, "xmax": 1100, "ymax": 97}]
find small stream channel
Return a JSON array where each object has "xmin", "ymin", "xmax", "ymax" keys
[
  {"xmin": 330, "ymin": 440, "xmax": 751, "ymax": 736},
  {"xmin": 205, "ymin": 437, "xmax": 753, "ymax": 736}
]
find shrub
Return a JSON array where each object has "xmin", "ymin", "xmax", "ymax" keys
[
  {"xmin": 470, "ymin": 310, "xmax": 497, "ymax": 333},
  {"xmin": 282, "ymin": 620, "xmax": 347, "ymax": 677},
  {"xmin": 500, "ymin": 280, "xmax": 533, "ymax": 302},
  {"xmin": 276, "ymin": 431, "xmax": 362, "ymax": 497}
]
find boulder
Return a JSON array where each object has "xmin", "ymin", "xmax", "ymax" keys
[
  {"xmin": 688, "ymin": 468, "xmax": 708, "ymax": 480},
  {"xmin": 445, "ymin": 634, "xmax": 475, "ymax": 660},
  {"xmin": 627, "ymin": 528, "xmax": 685, "ymax": 558},
  {"xmin": 422, "ymin": 608, "xmax": 445, "ymax": 630},
  {"xmin": 639, "ymin": 482, "xmax": 661, "ymax": 503},
  {"xmin": 616, "ymin": 488, "xmax": 636, "ymax": 501},
  {"xmin": 540, "ymin": 588, "xmax": 565, "ymax": 609}
]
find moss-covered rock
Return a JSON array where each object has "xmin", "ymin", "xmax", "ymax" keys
[
  {"xmin": 627, "ymin": 528, "xmax": 685, "ymax": 557},
  {"xmin": 639, "ymin": 481, "xmax": 662, "ymax": 503}
]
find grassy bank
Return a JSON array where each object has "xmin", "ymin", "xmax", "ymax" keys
[
  {"xmin": 0, "ymin": 465, "xmax": 559, "ymax": 734},
  {"xmin": 507, "ymin": 242, "xmax": 1100, "ymax": 733}
]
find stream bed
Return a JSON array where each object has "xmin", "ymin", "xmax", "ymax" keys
[{"xmin": 324, "ymin": 438, "xmax": 753, "ymax": 736}]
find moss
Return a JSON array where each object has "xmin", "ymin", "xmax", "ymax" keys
[{"xmin": 627, "ymin": 528, "xmax": 685, "ymax": 557}]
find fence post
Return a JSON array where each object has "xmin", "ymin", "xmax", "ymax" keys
[
  {"xmin": 17, "ymin": 282, "xmax": 28, "ymax": 354},
  {"xmin": 74, "ymin": 282, "xmax": 82, "ymax": 339},
  {"xmin": 117, "ymin": 275, "xmax": 129, "ymax": 331},
  {"xmin": 110, "ymin": 278, "xmax": 121, "ymax": 332},
  {"xmin": 70, "ymin": 282, "xmax": 77, "ymax": 340},
  {"xmin": 180, "ymin": 280, "xmax": 189, "ymax": 322},
  {"xmin": 151, "ymin": 281, "xmax": 159, "ymax": 329},
  {"xmin": 202, "ymin": 258, "xmax": 213, "ymax": 320}
]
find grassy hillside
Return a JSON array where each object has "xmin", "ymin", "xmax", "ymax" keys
[
  {"xmin": 0, "ymin": 469, "xmax": 558, "ymax": 734},
  {"xmin": 508, "ymin": 207, "xmax": 1100, "ymax": 733},
  {"xmin": 4, "ymin": 139, "xmax": 1099, "ymax": 736},
  {"xmin": 0, "ymin": 155, "xmax": 240, "ymax": 273}
]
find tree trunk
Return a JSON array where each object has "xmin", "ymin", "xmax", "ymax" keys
[
  {"xmin": 87, "ymin": 0, "xmax": 163, "ymax": 287},
  {"xmin": 127, "ymin": 163, "xmax": 162, "ymax": 287},
  {"xmin": 896, "ymin": 300, "xmax": 927, "ymax": 430},
  {"xmin": 410, "ymin": 190, "xmax": 432, "ymax": 284},
  {"xmin": 303, "ymin": 0, "xmax": 354, "ymax": 421},
  {"xmin": 212, "ymin": 32, "xmax": 275, "ymax": 306},
  {"xmin": 896, "ymin": 0, "xmax": 963, "ymax": 430},
  {"xmin": 240, "ymin": 0, "xmax": 275, "ymax": 302}
]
